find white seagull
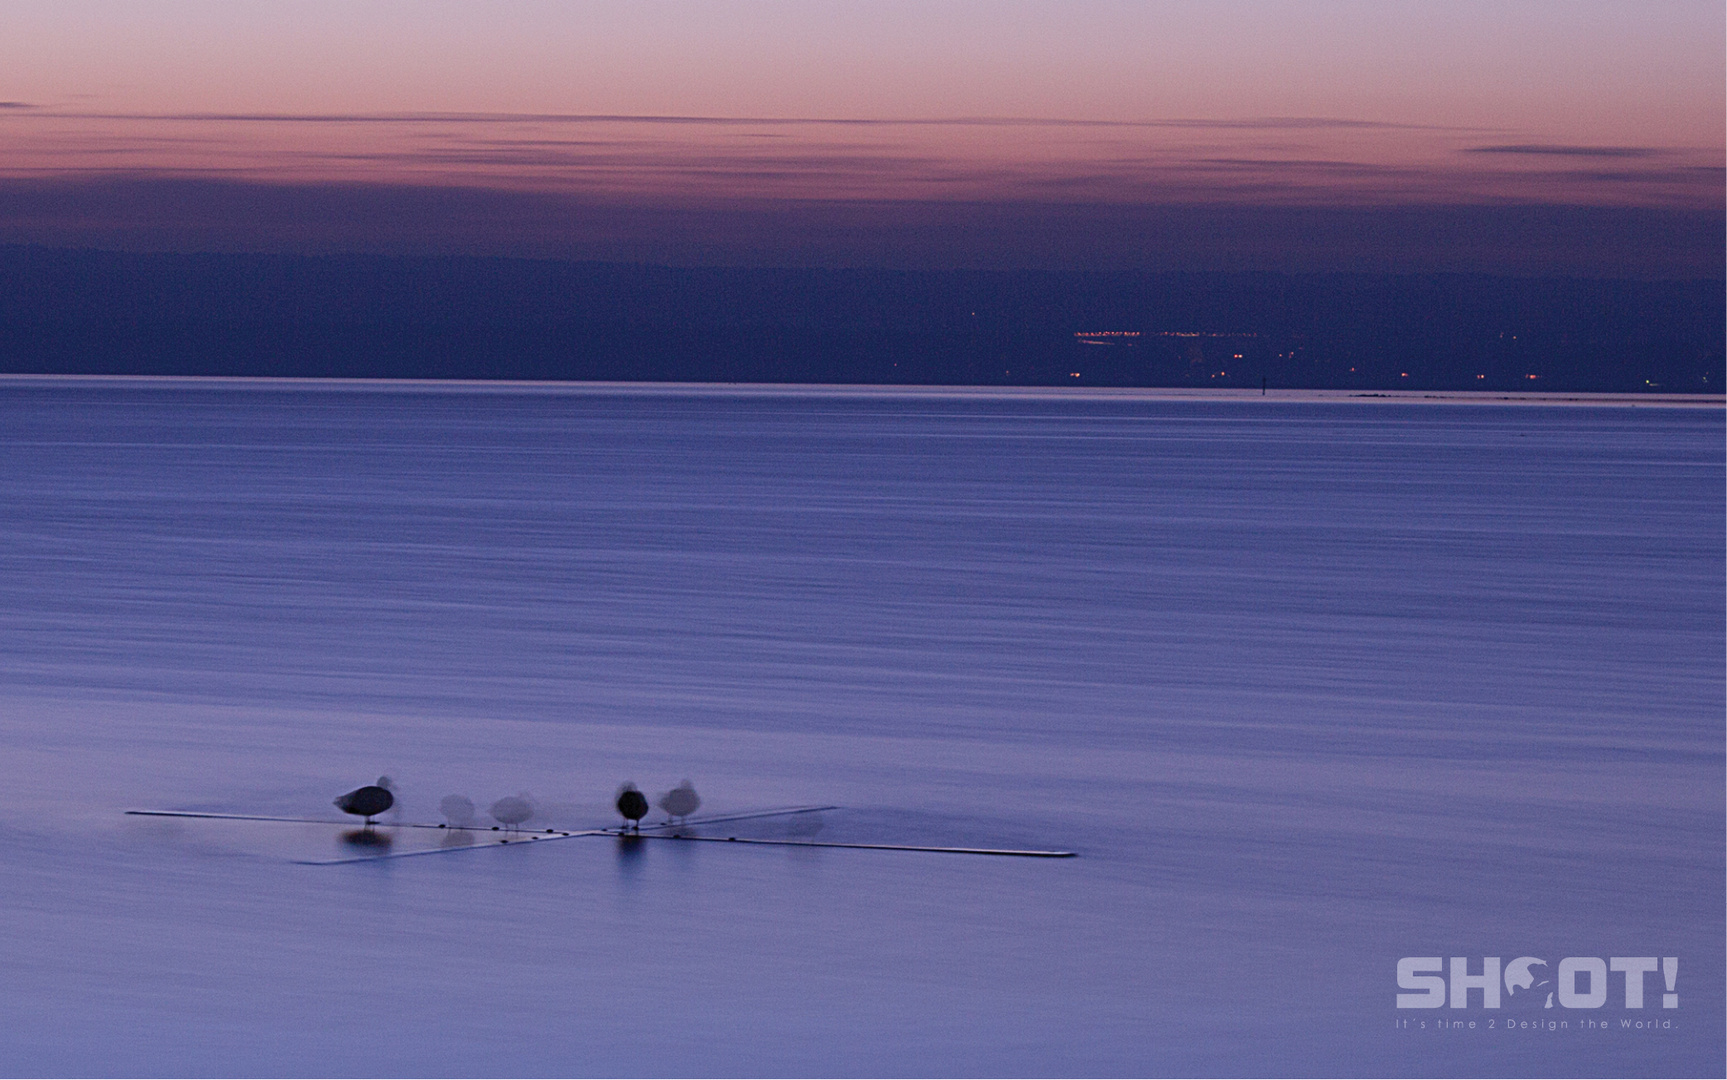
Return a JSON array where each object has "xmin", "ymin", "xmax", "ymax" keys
[
  {"xmin": 488, "ymin": 793, "xmax": 535, "ymax": 831},
  {"xmin": 656, "ymin": 779, "xmax": 701, "ymax": 824}
]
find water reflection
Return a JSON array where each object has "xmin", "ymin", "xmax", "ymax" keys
[
  {"xmin": 614, "ymin": 833, "xmax": 645, "ymax": 878},
  {"xmin": 340, "ymin": 829, "xmax": 392, "ymax": 851}
]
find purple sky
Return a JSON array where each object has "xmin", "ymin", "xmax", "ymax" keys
[{"xmin": 0, "ymin": 1, "xmax": 1720, "ymax": 273}]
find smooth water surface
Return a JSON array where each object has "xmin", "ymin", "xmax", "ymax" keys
[{"xmin": 0, "ymin": 382, "xmax": 1720, "ymax": 1076}]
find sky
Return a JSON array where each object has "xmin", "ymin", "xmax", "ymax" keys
[{"xmin": 0, "ymin": 1, "xmax": 1720, "ymax": 273}]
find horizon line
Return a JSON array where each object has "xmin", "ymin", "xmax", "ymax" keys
[{"xmin": 2, "ymin": 375, "xmax": 1719, "ymax": 408}]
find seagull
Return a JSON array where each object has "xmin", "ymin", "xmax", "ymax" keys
[
  {"xmin": 488, "ymin": 793, "xmax": 535, "ymax": 831},
  {"xmin": 615, "ymin": 783, "xmax": 649, "ymax": 832},
  {"xmin": 334, "ymin": 776, "xmax": 395, "ymax": 825},
  {"xmin": 656, "ymin": 779, "xmax": 701, "ymax": 824},
  {"xmin": 439, "ymin": 794, "xmax": 477, "ymax": 828}
]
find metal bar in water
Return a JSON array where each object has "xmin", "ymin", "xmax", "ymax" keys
[
  {"xmin": 610, "ymin": 832, "xmax": 1076, "ymax": 858},
  {"xmin": 293, "ymin": 829, "xmax": 605, "ymax": 865},
  {"xmin": 640, "ymin": 805, "xmax": 838, "ymax": 830},
  {"xmin": 126, "ymin": 810, "xmax": 391, "ymax": 827},
  {"xmin": 129, "ymin": 805, "xmax": 1070, "ymax": 861},
  {"xmin": 127, "ymin": 804, "xmax": 838, "ymax": 832}
]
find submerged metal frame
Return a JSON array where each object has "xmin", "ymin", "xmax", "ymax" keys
[{"xmin": 124, "ymin": 805, "xmax": 1077, "ymax": 863}]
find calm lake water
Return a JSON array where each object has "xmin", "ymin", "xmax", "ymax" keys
[{"xmin": 0, "ymin": 381, "xmax": 1720, "ymax": 1077}]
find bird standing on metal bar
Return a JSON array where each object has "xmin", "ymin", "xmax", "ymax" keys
[
  {"xmin": 333, "ymin": 776, "xmax": 394, "ymax": 825},
  {"xmin": 657, "ymin": 779, "xmax": 700, "ymax": 824},
  {"xmin": 615, "ymin": 783, "xmax": 649, "ymax": 831},
  {"xmin": 489, "ymin": 793, "xmax": 535, "ymax": 831}
]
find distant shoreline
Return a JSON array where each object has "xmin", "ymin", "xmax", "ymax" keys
[{"xmin": 1, "ymin": 374, "xmax": 1721, "ymax": 408}]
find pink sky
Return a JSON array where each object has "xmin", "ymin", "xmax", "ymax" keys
[{"xmin": 0, "ymin": 1, "xmax": 1719, "ymax": 210}]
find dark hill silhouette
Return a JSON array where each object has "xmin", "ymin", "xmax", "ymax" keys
[{"xmin": 0, "ymin": 246, "xmax": 1718, "ymax": 392}]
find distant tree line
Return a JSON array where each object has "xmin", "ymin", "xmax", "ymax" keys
[{"xmin": 0, "ymin": 246, "xmax": 1719, "ymax": 392}]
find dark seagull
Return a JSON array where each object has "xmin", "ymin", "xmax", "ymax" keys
[
  {"xmin": 333, "ymin": 775, "xmax": 395, "ymax": 825},
  {"xmin": 615, "ymin": 782, "xmax": 649, "ymax": 832}
]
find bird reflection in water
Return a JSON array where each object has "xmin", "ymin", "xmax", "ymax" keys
[
  {"xmin": 341, "ymin": 828, "xmax": 393, "ymax": 850},
  {"xmin": 614, "ymin": 831, "xmax": 645, "ymax": 876}
]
